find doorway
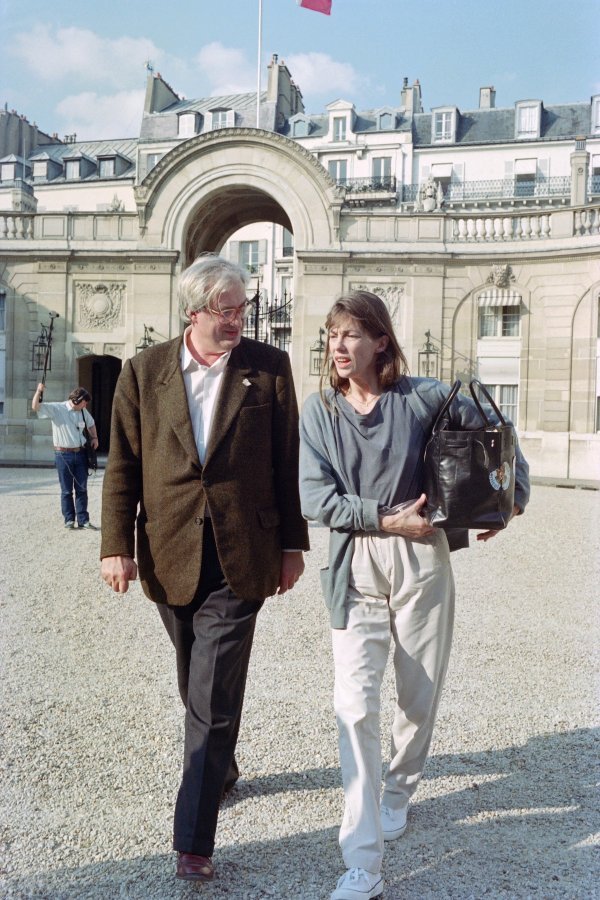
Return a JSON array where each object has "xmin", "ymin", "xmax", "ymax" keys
[{"xmin": 78, "ymin": 355, "xmax": 121, "ymax": 453}]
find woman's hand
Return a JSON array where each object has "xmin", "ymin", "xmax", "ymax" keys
[{"xmin": 379, "ymin": 493, "xmax": 436, "ymax": 539}]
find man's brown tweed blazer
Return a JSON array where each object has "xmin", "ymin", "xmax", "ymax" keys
[{"xmin": 100, "ymin": 335, "xmax": 309, "ymax": 605}]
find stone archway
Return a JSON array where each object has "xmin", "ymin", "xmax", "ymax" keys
[{"xmin": 134, "ymin": 128, "xmax": 343, "ymax": 257}]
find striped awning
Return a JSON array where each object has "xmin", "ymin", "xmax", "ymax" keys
[{"xmin": 478, "ymin": 288, "xmax": 522, "ymax": 307}]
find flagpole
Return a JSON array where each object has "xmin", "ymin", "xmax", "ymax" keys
[{"xmin": 256, "ymin": 0, "xmax": 263, "ymax": 128}]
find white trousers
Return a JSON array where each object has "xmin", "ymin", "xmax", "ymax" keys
[{"xmin": 331, "ymin": 530, "xmax": 455, "ymax": 873}]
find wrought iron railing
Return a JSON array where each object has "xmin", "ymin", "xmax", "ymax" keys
[
  {"xmin": 337, "ymin": 176, "xmax": 397, "ymax": 193},
  {"xmin": 402, "ymin": 176, "xmax": 571, "ymax": 203}
]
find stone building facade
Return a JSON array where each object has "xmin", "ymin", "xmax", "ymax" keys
[{"xmin": 1, "ymin": 56, "xmax": 599, "ymax": 479}]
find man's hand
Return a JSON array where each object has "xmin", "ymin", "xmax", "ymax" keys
[
  {"xmin": 277, "ymin": 551, "xmax": 305, "ymax": 595},
  {"xmin": 476, "ymin": 504, "xmax": 521, "ymax": 542},
  {"xmin": 101, "ymin": 555, "xmax": 138, "ymax": 593},
  {"xmin": 379, "ymin": 493, "xmax": 435, "ymax": 539}
]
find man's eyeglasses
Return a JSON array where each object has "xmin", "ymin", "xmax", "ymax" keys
[{"xmin": 204, "ymin": 300, "xmax": 254, "ymax": 323}]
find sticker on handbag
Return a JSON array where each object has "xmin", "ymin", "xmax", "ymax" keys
[{"xmin": 489, "ymin": 463, "xmax": 511, "ymax": 491}]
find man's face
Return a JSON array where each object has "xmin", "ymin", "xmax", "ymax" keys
[{"xmin": 188, "ymin": 283, "xmax": 248, "ymax": 356}]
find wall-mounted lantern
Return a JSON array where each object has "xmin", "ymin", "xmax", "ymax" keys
[
  {"xmin": 418, "ymin": 329, "xmax": 440, "ymax": 379},
  {"xmin": 136, "ymin": 324, "xmax": 157, "ymax": 353},
  {"xmin": 310, "ymin": 327, "xmax": 327, "ymax": 376}
]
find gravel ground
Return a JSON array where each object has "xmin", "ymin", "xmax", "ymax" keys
[{"xmin": 0, "ymin": 468, "xmax": 598, "ymax": 900}]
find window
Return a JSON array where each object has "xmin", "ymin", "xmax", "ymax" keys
[
  {"xmin": 282, "ymin": 228, "xmax": 294, "ymax": 258},
  {"xmin": 292, "ymin": 119, "xmax": 309, "ymax": 138},
  {"xmin": 280, "ymin": 275, "xmax": 292, "ymax": 300},
  {"xmin": 516, "ymin": 102, "xmax": 540, "ymax": 138},
  {"xmin": 99, "ymin": 158, "xmax": 115, "ymax": 178},
  {"xmin": 0, "ymin": 163, "xmax": 15, "ymax": 182},
  {"xmin": 333, "ymin": 116, "xmax": 346, "ymax": 141},
  {"xmin": 479, "ymin": 305, "xmax": 520, "ymax": 338},
  {"xmin": 372, "ymin": 157, "xmax": 392, "ymax": 184},
  {"xmin": 328, "ymin": 159, "xmax": 347, "ymax": 183},
  {"xmin": 433, "ymin": 111, "xmax": 453, "ymax": 142},
  {"xmin": 178, "ymin": 113, "xmax": 197, "ymax": 137},
  {"xmin": 378, "ymin": 112, "xmax": 393, "ymax": 130},
  {"xmin": 210, "ymin": 109, "xmax": 234, "ymax": 130},
  {"xmin": 240, "ymin": 241, "xmax": 260, "ymax": 274},
  {"xmin": 430, "ymin": 162, "xmax": 453, "ymax": 195},
  {"xmin": 483, "ymin": 385, "xmax": 519, "ymax": 424},
  {"xmin": 33, "ymin": 161, "xmax": 47, "ymax": 179},
  {"xmin": 146, "ymin": 153, "xmax": 163, "ymax": 174},
  {"xmin": 0, "ymin": 291, "xmax": 5, "ymax": 330},
  {"xmin": 65, "ymin": 160, "xmax": 80, "ymax": 180}
]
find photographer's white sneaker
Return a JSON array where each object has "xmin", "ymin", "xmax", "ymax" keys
[
  {"xmin": 381, "ymin": 802, "xmax": 408, "ymax": 840},
  {"xmin": 330, "ymin": 867, "xmax": 383, "ymax": 899}
]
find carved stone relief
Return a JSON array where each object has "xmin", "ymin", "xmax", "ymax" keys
[
  {"xmin": 76, "ymin": 282, "xmax": 125, "ymax": 330},
  {"xmin": 103, "ymin": 344, "xmax": 126, "ymax": 359},
  {"xmin": 351, "ymin": 283, "xmax": 405, "ymax": 327},
  {"xmin": 73, "ymin": 343, "xmax": 94, "ymax": 358},
  {"xmin": 487, "ymin": 264, "xmax": 514, "ymax": 288}
]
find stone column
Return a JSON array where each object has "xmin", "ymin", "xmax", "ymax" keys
[{"xmin": 570, "ymin": 139, "xmax": 589, "ymax": 207}]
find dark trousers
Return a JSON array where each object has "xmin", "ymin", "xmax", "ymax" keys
[
  {"xmin": 157, "ymin": 521, "xmax": 263, "ymax": 856},
  {"xmin": 54, "ymin": 449, "xmax": 89, "ymax": 525}
]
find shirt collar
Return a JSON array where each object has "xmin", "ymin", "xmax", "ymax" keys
[{"xmin": 181, "ymin": 325, "xmax": 231, "ymax": 373}]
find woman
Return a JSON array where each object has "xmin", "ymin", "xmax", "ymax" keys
[{"xmin": 299, "ymin": 291, "xmax": 529, "ymax": 900}]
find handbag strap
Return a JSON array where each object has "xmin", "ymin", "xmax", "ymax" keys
[
  {"xmin": 430, "ymin": 380, "xmax": 462, "ymax": 435},
  {"xmin": 469, "ymin": 380, "xmax": 508, "ymax": 427}
]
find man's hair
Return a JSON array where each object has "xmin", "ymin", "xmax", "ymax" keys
[
  {"xmin": 319, "ymin": 290, "xmax": 409, "ymax": 399},
  {"xmin": 178, "ymin": 253, "xmax": 250, "ymax": 322},
  {"xmin": 69, "ymin": 387, "xmax": 91, "ymax": 404}
]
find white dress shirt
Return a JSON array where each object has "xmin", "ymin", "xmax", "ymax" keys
[{"xmin": 181, "ymin": 329, "xmax": 231, "ymax": 465}]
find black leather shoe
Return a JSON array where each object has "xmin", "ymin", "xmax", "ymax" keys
[{"xmin": 176, "ymin": 852, "xmax": 215, "ymax": 882}]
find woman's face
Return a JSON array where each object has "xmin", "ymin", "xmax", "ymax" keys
[{"xmin": 328, "ymin": 315, "xmax": 388, "ymax": 382}]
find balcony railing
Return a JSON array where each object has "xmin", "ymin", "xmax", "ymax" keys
[
  {"xmin": 403, "ymin": 176, "xmax": 571, "ymax": 204},
  {"xmin": 338, "ymin": 176, "xmax": 397, "ymax": 193}
]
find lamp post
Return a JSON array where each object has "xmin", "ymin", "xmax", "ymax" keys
[
  {"xmin": 31, "ymin": 311, "xmax": 59, "ymax": 400},
  {"xmin": 310, "ymin": 327, "xmax": 327, "ymax": 376},
  {"xmin": 418, "ymin": 330, "xmax": 440, "ymax": 379}
]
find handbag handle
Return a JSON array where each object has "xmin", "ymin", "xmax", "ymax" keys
[
  {"xmin": 469, "ymin": 380, "xmax": 508, "ymax": 427},
  {"xmin": 430, "ymin": 380, "xmax": 462, "ymax": 435}
]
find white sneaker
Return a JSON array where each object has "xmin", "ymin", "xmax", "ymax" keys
[
  {"xmin": 330, "ymin": 867, "xmax": 383, "ymax": 900},
  {"xmin": 381, "ymin": 803, "xmax": 408, "ymax": 840}
]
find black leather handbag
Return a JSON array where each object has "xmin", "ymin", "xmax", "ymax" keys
[{"xmin": 423, "ymin": 380, "xmax": 516, "ymax": 530}]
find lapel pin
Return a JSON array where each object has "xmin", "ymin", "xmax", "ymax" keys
[{"xmin": 242, "ymin": 378, "xmax": 251, "ymax": 387}]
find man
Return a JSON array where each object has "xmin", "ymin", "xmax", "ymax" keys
[
  {"xmin": 32, "ymin": 383, "xmax": 98, "ymax": 529},
  {"xmin": 100, "ymin": 254, "xmax": 309, "ymax": 883}
]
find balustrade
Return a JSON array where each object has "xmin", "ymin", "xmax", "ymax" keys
[{"xmin": 0, "ymin": 213, "xmax": 34, "ymax": 239}]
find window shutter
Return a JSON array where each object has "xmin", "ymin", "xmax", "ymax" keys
[
  {"xmin": 229, "ymin": 241, "xmax": 240, "ymax": 264},
  {"xmin": 538, "ymin": 158, "xmax": 549, "ymax": 179},
  {"xmin": 258, "ymin": 240, "xmax": 267, "ymax": 265},
  {"xmin": 420, "ymin": 165, "xmax": 430, "ymax": 181},
  {"xmin": 452, "ymin": 163, "xmax": 464, "ymax": 183}
]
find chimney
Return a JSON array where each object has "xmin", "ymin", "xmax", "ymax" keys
[
  {"xmin": 479, "ymin": 86, "xmax": 496, "ymax": 109},
  {"xmin": 401, "ymin": 78, "xmax": 423, "ymax": 114}
]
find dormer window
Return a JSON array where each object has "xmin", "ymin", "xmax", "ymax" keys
[
  {"xmin": 65, "ymin": 160, "xmax": 80, "ymax": 180},
  {"xmin": 516, "ymin": 101, "xmax": 541, "ymax": 139},
  {"xmin": 432, "ymin": 108, "xmax": 457, "ymax": 143},
  {"xmin": 99, "ymin": 158, "xmax": 115, "ymax": 178},
  {"xmin": 333, "ymin": 116, "xmax": 346, "ymax": 142},
  {"xmin": 377, "ymin": 111, "xmax": 393, "ymax": 130},
  {"xmin": 178, "ymin": 112, "xmax": 199, "ymax": 137},
  {"xmin": 33, "ymin": 161, "xmax": 48, "ymax": 180},
  {"xmin": 0, "ymin": 162, "xmax": 16, "ymax": 182},
  {"xmin": 210, "ymin": 109, "xmax": 235, "ymax": 130},
  {"xmin": 292, "ymin": 119, "xmax": 310, "ymax": 138},
  {"xmin": 592, "ymin": 96, "xmax": 600, "ymax": 134}
]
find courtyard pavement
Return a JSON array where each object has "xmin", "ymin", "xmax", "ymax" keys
[{"xmin": 0, "ymin": 468, "xmax": 598, "ymax": 899}]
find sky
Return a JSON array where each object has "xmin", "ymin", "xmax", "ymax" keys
[{"xmin": 1, "ymin": 0, "xmax": 599, "ymax": 142}]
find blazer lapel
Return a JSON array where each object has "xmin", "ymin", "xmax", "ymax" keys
[
  {"xmin": 204, "ymin": 343, "xmax": 253, "ymax": 465},
  {"xmin": 156, "ymin": 337, "xmax": 201, "ymax": 467}
]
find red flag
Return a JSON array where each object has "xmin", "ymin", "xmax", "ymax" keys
[{"xmin": 298, "ymin": 0, "xmax": 332, "ymax": 14}]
